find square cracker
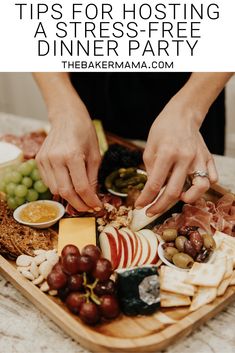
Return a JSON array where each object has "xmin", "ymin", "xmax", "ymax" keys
[
  {"xmin": 230, "ymin": 271, "xmax": 235, "ymax": 286},
  {"xmin": 217, "ymin": 276, "xmax": 232, "ymax": 296},
  {"xmin": 186, "ymin": 258, "xmax": 226, "ymax": 287},
  {"xmin": 190, "ymin": 287, "xmax": 217, "ymax": 312},
  {"xmin": 160, "ymin": 266, "xmax": 195, "ymax": 297},
  {"xmin": 161, "ymin": 291, "xmax": 191, "ymax": 307}
]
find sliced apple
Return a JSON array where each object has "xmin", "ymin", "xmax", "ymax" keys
[
  {"xmin": 122, "ymin": 227, "xmax": 138, "ymax": 263},
  {"xmin": 136, "ymin": 231, "xmax": 151, "ymax": 266},
  {"xmin": 138, "ymin": 229, "xmax": 159, "ymax": 265},
  {"xmin": 131, "ymin": 233, "xmax": 142, "ymax": 267},
  {"xmin": 117, "ymin": 229, "xmax": 133, "ymax": 268},
  {"xmin": 99, "ymin": 226, "xmax": 122, "ymax": 269}
]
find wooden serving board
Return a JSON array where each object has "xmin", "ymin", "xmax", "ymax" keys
[{"xmin": 1, "ymin": 135, "xmax": 235, "ymax": 352}]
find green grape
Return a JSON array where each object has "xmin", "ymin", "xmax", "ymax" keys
[
  {"xmin": 38, "ymin": 189, "xmax": 52, "ymax": 200},
  {"xmin": 0, "ymin": 180, "xmax": 6, "ymax": 192},
  {"xmin": 15, "ymin": 184, "xmax": 28, "ymax": 197},
  {"xmin": 27, "ymin": 159, "xmax": 37, "ymax": 169},
  {"xmin": 6, "ymin": 182, "xmax": 17, "ymax": 196},
  {"xmin": 22, "ymin": 176, "xmax": 33, "ymax": 188},
  {"xmin": 18, "ymin": 162, "xmax": 33, "ymax": 176},
  {"xmin": 31, "ymin": 168, "xmax": 41, "ymax": 181},
  {"xmin": 10, "ymin": 171, "xmax": 22, "ymax": 184},
  {"xmin": 7, "ymin": 197, "xmax": 18, "ymax": 209},
  {"xmin": 26, "ymin": 189, "xmax": 38, "ymax": 202},
  {"xmin": 15, "ymin": 196, "xmax": 25, "ymax": 206},
  {"xmin": 34, "ymin": 180, "xmax": 48, "ymax": 193},
  {"xmin": 4, "ymin": 172, "xmax": 12, "ymax": 183}
]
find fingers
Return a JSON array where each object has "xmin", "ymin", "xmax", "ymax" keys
[
  {"xmin": 135, "ymin": 151, "xmax": 173, "ymax": 208},
  {"xmin": 36, "ymin": 150, "xmax": 58, "ymax": 195},
  {"xmin": 52, "ymin": 163, "xmax": 90, "ymax": 212},
  {"xmin": 87, "ymin": 153, "xmax": 101, "ymax": 192},
  {"xmin": 207, "ymin": 157, "xmax": 218, "ymax": 184},
  {"xmin": 67, "ymin": 155, "xmax": 102, "ymax": 210},
  {"xmin": 181, "ymin": 159, "xmax": 210, "ymax": 204},
  {"xmin": 146, "ymin": 161, "xmax": 189, "ymax": 216}
]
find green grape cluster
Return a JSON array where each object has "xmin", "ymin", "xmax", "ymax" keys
[{"xmin": 0, "ymin": 159, "xmax": 52, "ymax": 209}]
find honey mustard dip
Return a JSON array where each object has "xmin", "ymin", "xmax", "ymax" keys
[{"xmin": 20, "ymin": 202, "xmax": 59, "ymax": 223}]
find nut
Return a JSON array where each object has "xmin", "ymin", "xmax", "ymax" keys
[
  {"xmin": 32, "ymin": 275, "xmax": 44, "ymax": 285},
  {"xmin": 46, "ymin": 251, "xmax": 59, "ymax": 266},
  {"xmin": 48, "ymin": 290, "xmax": 58, "ymax": 296},
  {"xmin": 40, "ymin": 281, "xmax": 50, "ymax": 292},
  {"xmin": 30, "ymin": 261, "xmax": 39, "ymax": 279},
  {"xmin": 39, "ymin": 260, "xmax": 53, "ymax": 279},
  {"xmin": 17, "ymin": 266, "xmax": 30, "ymax": 273},
  {"xmin": 16, "ymin": 255, "xmax": 33, "ymax": 267},
  {"xmin": 34, "ymin": 253, "xmax": 47, "ymax": 265},
  {"xmin": 34, "ymin": 249, "xmax": 47, "ymax": 255},
  {"xmin": 21, "ymin": 270, "xmax": 34, "ymax": 281}
]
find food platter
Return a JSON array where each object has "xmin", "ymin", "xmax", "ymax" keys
[{"xmin": 1, "ymin": 130, "xmax": 235, "ymax": 352}]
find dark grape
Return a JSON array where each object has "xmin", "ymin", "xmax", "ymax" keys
[
  {"xmin": 81, "ymin": 245, "xmax": 101, "ymax": 263},
  {"xmin": 58, "ymin": 287, "xmax": 71, "ymax": 302},
  {"xmin": 62, "ymin": 254, "xmax": 80, "ymax": 275},
  {"xmin": 99, "ymin": 295, "xmax": 120, "ymax": 319},
  {"xmin": 47, "ymin": 271, "xmax": 67, "ymax": 290},
  {"xmin": 65, "ymin": 292, "xmax": 86, "ymax": 314},
  {"xmin": 79, "ymin": 302, "xmax": 100, "ymax": 325},
  {"xmin": 61, "ymin": 244, "xmax": 80, "ymax": 258},
  {"xmin": 77, "ymin": 255, "xmax": 94, "ymax": 274},
  {"xmin": 94, "ymin": 279, "xmax": 116, "ymax": 296},
  {"xmin": 92, "ymin": 258, "xmax": 113, "ymax": 282},
  {"xmin": 68, "ymin": 274, "xmax": 84, "ymax": 291},
  {"xmin": 52, "ymin": 262, "xmax": 64, "ymax": 274}
]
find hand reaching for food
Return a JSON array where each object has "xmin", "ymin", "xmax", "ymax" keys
[
  {"xmin": 34, "ymin": 74, "xmax": 102, "ymax": 212},
  {"xmin": 135, "ymin": 89, "xmax": 218, "ymax": 216}
]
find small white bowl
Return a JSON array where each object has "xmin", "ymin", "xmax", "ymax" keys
[
  {"xmin": 108, "ymin": 169, "xmax": 147, "ymax": 197},
  {"xmin": 158, "ymin": 242, "xmax": 215, "ymax": 272},
  {"xmin": 13, "ymin": 200, "xmax": 65, "ymax": 229}
]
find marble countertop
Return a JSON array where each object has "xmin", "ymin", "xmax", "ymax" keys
[{"xmin": 0, "ymin": 112, "xmax": 235, "ymax": 353}]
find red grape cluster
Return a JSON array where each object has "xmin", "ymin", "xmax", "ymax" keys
[{"xmin": 47, "ymin": 244, "xmax": 120, "ymax": 325}]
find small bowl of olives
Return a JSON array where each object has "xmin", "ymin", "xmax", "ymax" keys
[{"xmin": 158, "ymin": 226, "xmax": 216, "ymax": 270}]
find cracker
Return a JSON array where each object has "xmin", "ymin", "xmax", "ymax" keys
[
  {"xmin": 217, "ymin": 276, "xmax": 232, "ymax": 296},
  {"xmin": 161, "ymin": 291, "xmax": 191, "ymax": 307},
  {"xmin": 160, "ymin": 266, "xmax": 195, "ymax": 296},
  {"xmin": 190, "ymin": 287, "xmax": 217, "ymax": 312},
  {"xmin": 186, "ymin": 258, "xmax": 226, "ymax": 287},
  {"xmin": 230, "ymin": 271, "xmax": 235, "ymax": 286}
]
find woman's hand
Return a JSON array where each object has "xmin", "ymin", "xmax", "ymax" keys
[
  {"xmin": 135, "ymin": 97, "xmax": 218, "ymax": 216},
  {"xmin": 36, "ymin": 95, "xmax": 102, "ymax": 212}
]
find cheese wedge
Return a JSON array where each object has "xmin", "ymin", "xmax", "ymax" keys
[{"xmin": 58, "ymin": 217, "xmax": 96, "ymax": 254}]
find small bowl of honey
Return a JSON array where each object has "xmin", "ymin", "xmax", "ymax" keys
[{"xmin": 13, "ymin": 200, "xmax": 65, "ymax": 228}]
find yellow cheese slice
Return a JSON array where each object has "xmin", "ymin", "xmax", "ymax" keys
[{"xmin": 58, "ymin": 217, "xmax": 96, "ymax": 254}]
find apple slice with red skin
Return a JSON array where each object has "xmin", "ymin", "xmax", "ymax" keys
[
  {"xmin": 136, "ymin": 231, "xmax": 151, "ymax": 266},
  {"xmin": 121, "ymin": 227, "xmax": 138, "ymax": 263},
  {"xmin": 138, "ymin": 229, "xmax": 159, "ymax": 265},
  {"xmin": 117, "ymin": 229, "xmax": 133, "ymax": 268},
  {"xmin": 99, "ymin": 226, "xmax": 122, "ymax": 269},
  {"xmin": 131, "ymin": 233, "xmax": 142, "ymax": 267}
]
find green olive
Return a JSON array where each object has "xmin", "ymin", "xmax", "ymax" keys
[
  {"xmin": 172, "ymin": 252, "xmax": 194, "ymax": 269},
  {"xmin": 162, "ymin": 228, "xmax": 178, "ymax": 242},
  {"xmin": 164, "ymin": 247, "xmax": 179, "ymax": 262},
  {"xmin": 175, "ymin": 236, "xmax": 187, "ymax": 252},
  {"xmin": 202, "ymin": 233, "xmax": 216, "ymax": 250}
]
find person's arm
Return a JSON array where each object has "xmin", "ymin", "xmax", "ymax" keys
[
  {"xmin": 135, "ymin": 72, "xmax": 233, "ymax": 215},
  {"xmin": 33, "ymin": 72, "xmax": 102, "ymax": 212}
]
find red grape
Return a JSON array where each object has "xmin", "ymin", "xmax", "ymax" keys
[
  {"xmin": 79, "ymin": 301, "xmax": 100, "ymax": 325},
  {"xmin": 66, "ymin": 292, "xmax": 86, "ymax": 314},
  {"xmin": 99, "ymin": 295, "xmax": 120, "ymax": 319},
  {"xmin": 77, "ymin": 255, "xmax": 94, "ymax": 274},
  {"xmin": 52, "ymin": 262, "xmax": 64, "ymax": 274},
  {"xmin": 61, "ymin": 244, "xmax": 80, "ymax": 258},
  {"xmin": 58, "ymin": 287, "xmax": 70, "ymax": 302},
  {"xmin": 92, "ymin": 258, "xmax": 113, "ymax": 282},
  {"xmin": 47, "ymin": 271, "xmax": 67, "ymax": 290},
  {"xmin": 68, "ymin": 274, "xmax": 83, "ymax": 291},
  {"xmin": 62, "ymin": 254, "xmax": 80, "ymax": 275},
  {"xmin": 94, "ymin": 279, "xmax": 116, "ymax": 296},
  {"xmin": 81, "ymin": 245, "xmax": 101, "ymax": 262}
]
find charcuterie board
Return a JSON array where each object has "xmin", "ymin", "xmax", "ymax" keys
[{"xmin": 1, "ymin": 133, "xmax": 235, "ymax": 353}]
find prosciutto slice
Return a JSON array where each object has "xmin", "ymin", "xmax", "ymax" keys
[{"xmin": 155, "ymin": 193, "xmax": 235, "ymax": 237}]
